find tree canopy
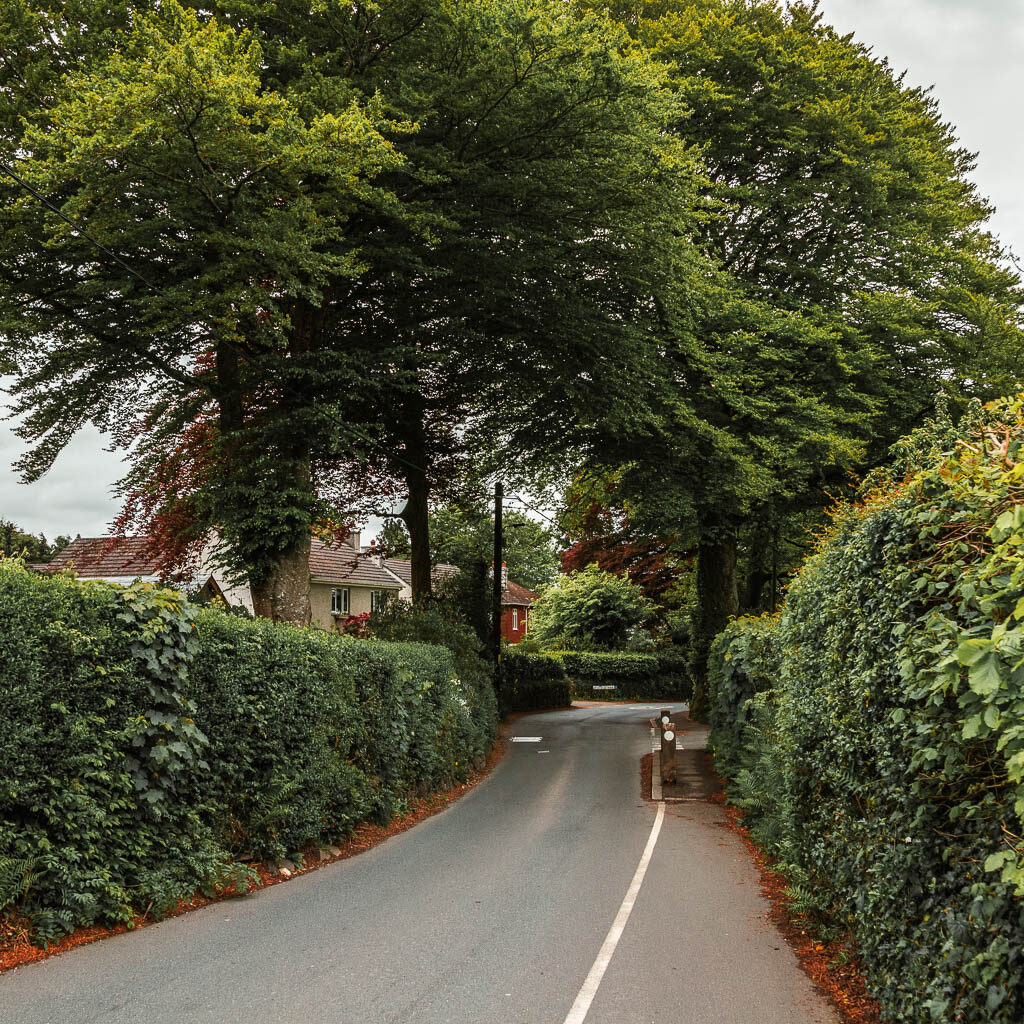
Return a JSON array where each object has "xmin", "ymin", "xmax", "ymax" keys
[
  {"xmin": 574, "ymin": 0, "xmax": 1024, "ymax": 712},
  {"xmin": 0, "ymin": 0, "xmax": 707, "ymax": 620},
  {"xmin": 1, "ymin": 0, "xmax": 1022, "ymax": 682},
  {"xmin": 374, "ymin": 504, "xmax": 562, "ymax": 593},
  {"xmin": 529, "ymin": 564, "xmax": 652, "ymax": 651},
  {"xmin": 0, "ymin": 520, "xmax": 70, "ymax": 563}
]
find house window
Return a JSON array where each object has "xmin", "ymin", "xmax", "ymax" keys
[
  {"xmin": 512, "ymin": 608, "xmax": 519, "ymax": 631},
  {"xmin": 371, "ymin": 590, "xmax": 387, "ymax": 613},
  {"xmin": 331, "ymin": 587, "xmax": 349, "ymax": 615},
  {"xmin": 523, "ymin": 609, "xmax": 528, "ymax": 634}
]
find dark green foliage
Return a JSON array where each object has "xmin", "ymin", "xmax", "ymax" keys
[
  {"xmin": 554, "ymin": 649, "xmax": 691, "ymax": 702},
  {"xmin": 429, "ymin": 505, "xmax": 562, "ymax": 593},
  {"xmin": 187, "ymin": 613, "xmax": 375, "ymax": 854},
  {"xmin": 497, "ymin": 651, "xmax": 571, "ymax": 714},
  {"xmin": 376, "ymin": 641, "xmax": 496, "ymax": 794},
  {"xmin": 530, "ymin": 564, "xmax": 653, "ymax": 650},
  {"xmin": 0, "ymin": 561, "xmax": 497, "ymax": 947},
  {"xmin": 0, "ymin": 0, "xmax": 706, "ymax": 619},
  {"xmin": 117, "ymin": 584, "xmax": 209, "ymax": 811},
  {"xmin": 0, "ymin": 521, "xmax": 69, "ymax": 562},
  {"xmin": 0, "ymin": 562, "xmax": 229, "ymax": 946},
  {"xmin": 706, "ymin": 400, "xmax": 1024, "ymax": 1024},
  {"xmin": 367, "ymin": 599, "xmax": 497, "ymax": 711},
  {"xmin": 707, "ymin": 615, "xmax": 779, "ymax": 775},
  {"xmin": 583, "ymin": 0, "xmax": 1024, "ymax": 719}
]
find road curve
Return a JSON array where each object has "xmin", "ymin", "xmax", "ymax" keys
[{"xmin": 1, "ymin": 703, "xmax": 838, "ymax": 1024}]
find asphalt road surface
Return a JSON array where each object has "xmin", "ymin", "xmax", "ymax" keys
[{"xmin": 1, "ymin": 703, "xmax": 838, "ymax": 1024}]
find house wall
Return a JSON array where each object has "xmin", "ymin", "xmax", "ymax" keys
[
  {"xmin": 196, "ymin": 541, "xmax": 255, "ymax": 612},
  {"xmin": 501, "ymin": 605, "xmax": 530, "ymax": 644},
  {"xmin": 310, "ymin": 581, "xmax": 393, "ymax": 629}
]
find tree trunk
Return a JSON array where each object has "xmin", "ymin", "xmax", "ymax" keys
[
  {"xmin": 744, "ymin": 567, "xmax": 770, "ymax": 612},
  {"xmin": 250, "ymin": 532, "xmax": 312, "ymax": 625},
  {"xmin": 246, "ymin": 301, "xmax": 322, "ymax": 625},
  {"xmin": 399, "ymin": 411, "xmax": 433, "ymax": 603},
  {"xmin": 691, "ymin": 532, "xmax": 739, "ymax": 721}
]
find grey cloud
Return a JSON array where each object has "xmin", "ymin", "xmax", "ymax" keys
[{"xmin": 0, "ymin": 411, "xmax": 125, "ymax": 540}]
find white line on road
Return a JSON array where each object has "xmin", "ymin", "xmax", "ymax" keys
[
  {"xmin": 511, "ymin": 737, "xmax": 542, "ymax": 742},
  {"xmin": 562, "ymin": 802, "xmax": 666, "ymax": 1024}
]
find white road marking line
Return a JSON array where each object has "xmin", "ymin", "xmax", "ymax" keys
[
  {"xmin": 511, "ymin": 736, "xmax": 542, "ymax": 742},
  {"xmin": 562, "ymin": 803, "xmax": 665, "ymax": 1024}
]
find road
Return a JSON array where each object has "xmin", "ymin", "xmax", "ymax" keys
[{"xmin": 1, "ymin": 703, "xmax": 838, "ymax": 1024}]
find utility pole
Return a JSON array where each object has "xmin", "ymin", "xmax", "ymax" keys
[{"xmin": 492, "ymin": 480, "xmax": 504, "ymax": 669}]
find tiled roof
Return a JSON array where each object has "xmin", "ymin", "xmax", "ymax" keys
[
  {"xmin": 309, "ymin": 539, "xmax": 403, "ymax": 589},
  {"xmin": 382, "ymin": 557, "xmax": 459, "ymax": 588},
  {"xmin": 383, "ymin": 557, "xmax": 537, "ymax": 606},
  {"xmin": 502, "ymin": 579, "xmax": 539, "ymax": 607},
  {"xmin": 44, "ymin": 536, "xmax": 162, "ymax": 578}
]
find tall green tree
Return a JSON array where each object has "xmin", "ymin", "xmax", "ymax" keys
[
  {"xmin": 587, "ymin": 0, "xmax": 1024, "ymax": 712},
  {"xmin": 0, "ymin": 2, "xmax": 404, "ymax": 621},
  {"xmin": 0, "ymin": 0, "xmax": 707, "ymax": 619}
]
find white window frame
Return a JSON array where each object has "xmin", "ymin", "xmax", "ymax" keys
[
  {"xmin": 512, "ymin": 608, "xmax": 519, "ymax": 631},
  {"xmin": 371, "ymin": 589, "xmax": 387, "ymax": 613},
  {"xmin": 331, "ymin": 587, "xmax": 350, "ymax": 615}
]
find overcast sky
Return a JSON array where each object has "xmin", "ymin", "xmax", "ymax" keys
[{"xmin": 2, "ymin": 0, "xmax": 1022, "ymax": 540}]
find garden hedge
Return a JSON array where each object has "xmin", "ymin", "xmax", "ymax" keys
[
  {"xmin": 707, "ymin": 399, "xmax": 1024, "ymax": 1024},
  {"xmin": 554, "ymin": 649, "xmax": 691, "ymax": 702},
  {"xmin": 0, "ymin": 564, "xmax": 497, "ymax": 946},
  {"xmin": 496, "ymin": 650, "xmax": 571, "ymax": 713}
]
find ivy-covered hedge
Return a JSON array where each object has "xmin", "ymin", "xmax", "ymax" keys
[
  {"xmin": 707, "ymin": 400, "xmax": 1024, "ymax": 1024},
  {"xmin": 554, "ymin": 649, "xmax": 691, "ymax": 701},
  {"xmin": 497, "ymin": 650, "xmax": 571, "ymax": 713},
  {"xmin": 0, "ymin": 563, "xmax": 497, "ymax": 946},
  {"xmin": 706, "ymin": 615, "xmax": 778, "ymax": 776}
]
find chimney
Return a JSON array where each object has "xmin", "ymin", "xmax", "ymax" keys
[{"xmin": 346, "ymin": 530, "xmax": 361, "ymax": 551}]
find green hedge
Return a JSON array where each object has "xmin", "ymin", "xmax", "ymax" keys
[
  {"xmin": 0, "ymin": 565, "xmax": 227, "ymax": 944},
  {"xmin": 706, "ymin": 615, "xmax": 779, "ymax": 775},
  {"xmin": 497, "ymin": 650, "xmax": 571, "ymax": 713},
  {"xmin": 0, "ymin": 563, "xmax": 497, "ymax": 946},
  {"xmin": 707, "ymin": 399, "xmax": 1024, "ymax": 1024},
  {"xmin": 554, "ymin": 648, "xmax": 691, "ymax": 701}
]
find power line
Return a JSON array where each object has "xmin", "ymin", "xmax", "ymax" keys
[{"xmin": 0, "ymin": 159, "xmax": 181, "ymax": 306}]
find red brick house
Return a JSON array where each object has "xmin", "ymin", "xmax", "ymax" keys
[{"xmin": 500, "ymin": 579, "xmax": 539, "ymax": 644}]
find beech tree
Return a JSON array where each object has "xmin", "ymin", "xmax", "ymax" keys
[
  {"xmin": 586, "ymin": 0, "xmax": 1024, "ymax": 712},
  {"xmin": 0, "ymin": 0, "xmax": 705, "ymax": 621},
  {"xmin": 0, "ymin": 3, "xmax": 403, "ymax": 620}
]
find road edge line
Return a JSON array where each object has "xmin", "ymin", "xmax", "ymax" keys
[{"xmin": 562, "ymin": 802, "xmax": 666, "ymax": 1024}]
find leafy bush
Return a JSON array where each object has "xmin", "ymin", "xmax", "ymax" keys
[
  {"xmin": 376, "ymin": 640, "xmax": 496, "ymax": 793},
  {"xmin": 0, "ymin": 566, "xmax": 229, "ymax": 945},
  {"xmin": 497, "ymin": 650, "xmax": 571, "ymax": 713},
  {"xmin": 707, "ymin": 615, "xmax": 779, "ymax": 774},
  {"xmin": 0, "ymin": 562, "xmax": 497, "ymax": 946},
  {"xmin": 187, "ymin": 613, "xmax": 376, "ymax": 854},
  {"xmin": 706, "ymin": 399, "xmax": 1024, "ymax": 1024},
  {"xmin": 555, "ymin": 648, "xmax": 691, "ymax": 701},
  {"xmin": 529, "ymin": 564, "xmax": 651, "ymax": 650},
  {"xmin": 366, "ymin": 597, "xmax": 498, "ymax": 753}
]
